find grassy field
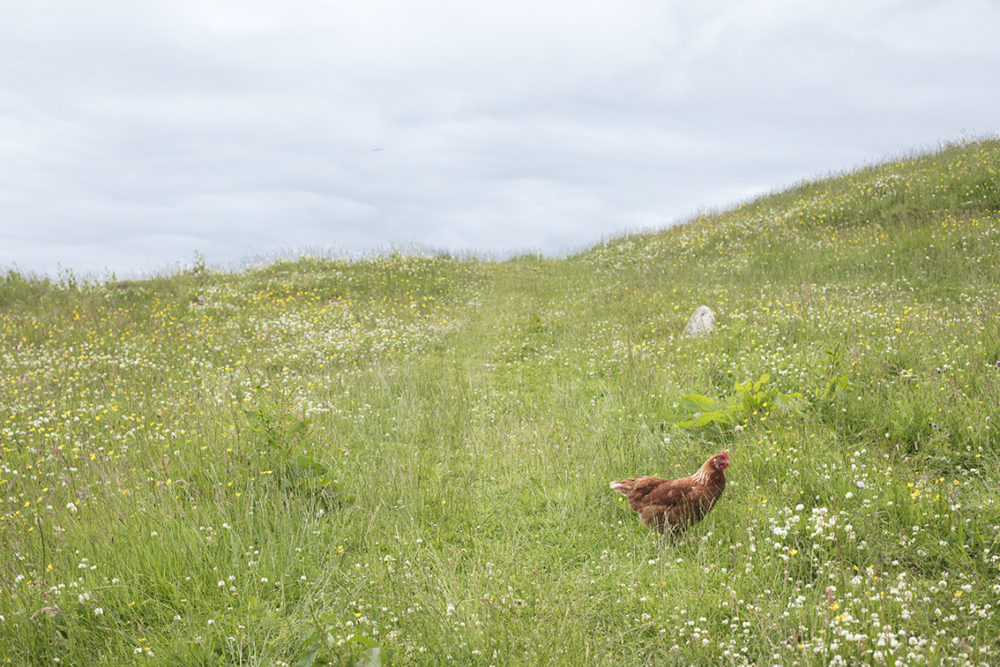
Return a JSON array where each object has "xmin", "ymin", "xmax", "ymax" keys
[{"xmin": 2, "ymin": 140, "xmax": 999, "ymax": 665}]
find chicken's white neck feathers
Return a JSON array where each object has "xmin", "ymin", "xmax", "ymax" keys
[{"xmin": 691, "ymin": 467, "xmax": 713, "ymax": 484}]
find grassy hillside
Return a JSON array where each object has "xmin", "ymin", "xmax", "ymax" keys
[{"xmin": 2, "ymin": 140, "xmax": 999, "ymax": 665}]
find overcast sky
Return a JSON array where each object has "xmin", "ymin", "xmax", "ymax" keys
[{"xmin": 2, "ymin": 0, "xmax": 999, "ymax": 278}]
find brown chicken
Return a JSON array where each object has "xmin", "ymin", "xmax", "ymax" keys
[{"xmin": 610, "ymin": 451, "xmax": 730, "ymax": 537}]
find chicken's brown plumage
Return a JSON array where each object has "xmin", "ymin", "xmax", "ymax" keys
[{"xmin": 610, "ymin": 451, "xmax": 730, "ymax": 537}]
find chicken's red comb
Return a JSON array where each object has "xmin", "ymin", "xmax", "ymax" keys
[{"xmin": 721, "ymin": 450, "xmax": 729, "ymax": 457}]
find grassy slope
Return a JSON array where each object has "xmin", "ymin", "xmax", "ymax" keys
[{"xmin": 1, "ymin": 140, "xmax": 999, "ymax": 665}]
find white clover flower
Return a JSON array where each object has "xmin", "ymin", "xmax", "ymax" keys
[
  {"xmin": 66, "ymin": 502, "xmax": 78, "ymax": 513},
  {"xmin": 94, "ymin": 608, "xmax": 104, "ymax": 616}
]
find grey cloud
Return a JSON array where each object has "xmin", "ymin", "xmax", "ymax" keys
[{"xmin": 2, "ymin": 0, "xmax": 999, "ymax": 277}]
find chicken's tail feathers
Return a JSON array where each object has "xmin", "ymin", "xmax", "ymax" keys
[{"xmin": 609, "ymin": 479, "xmax": 635, "ymax": 494}]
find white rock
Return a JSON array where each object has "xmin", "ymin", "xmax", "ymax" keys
[{"xmin": 685, "ymin": 305, "xmax": 716, "ymax": 337}]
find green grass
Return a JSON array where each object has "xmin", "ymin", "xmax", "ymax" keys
[{"xmin": 2, "ymin": 139, "xmax": 1000, "ymax": 665}]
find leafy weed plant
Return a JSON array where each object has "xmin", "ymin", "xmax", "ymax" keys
[{"xmin": 675, "ymin": 373, "xmax": 806, "ymax": 432}]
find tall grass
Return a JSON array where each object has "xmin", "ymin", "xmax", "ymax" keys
[{"xmin": 2, "ymin": 140, "xmax": 999, "ymax": 664}]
